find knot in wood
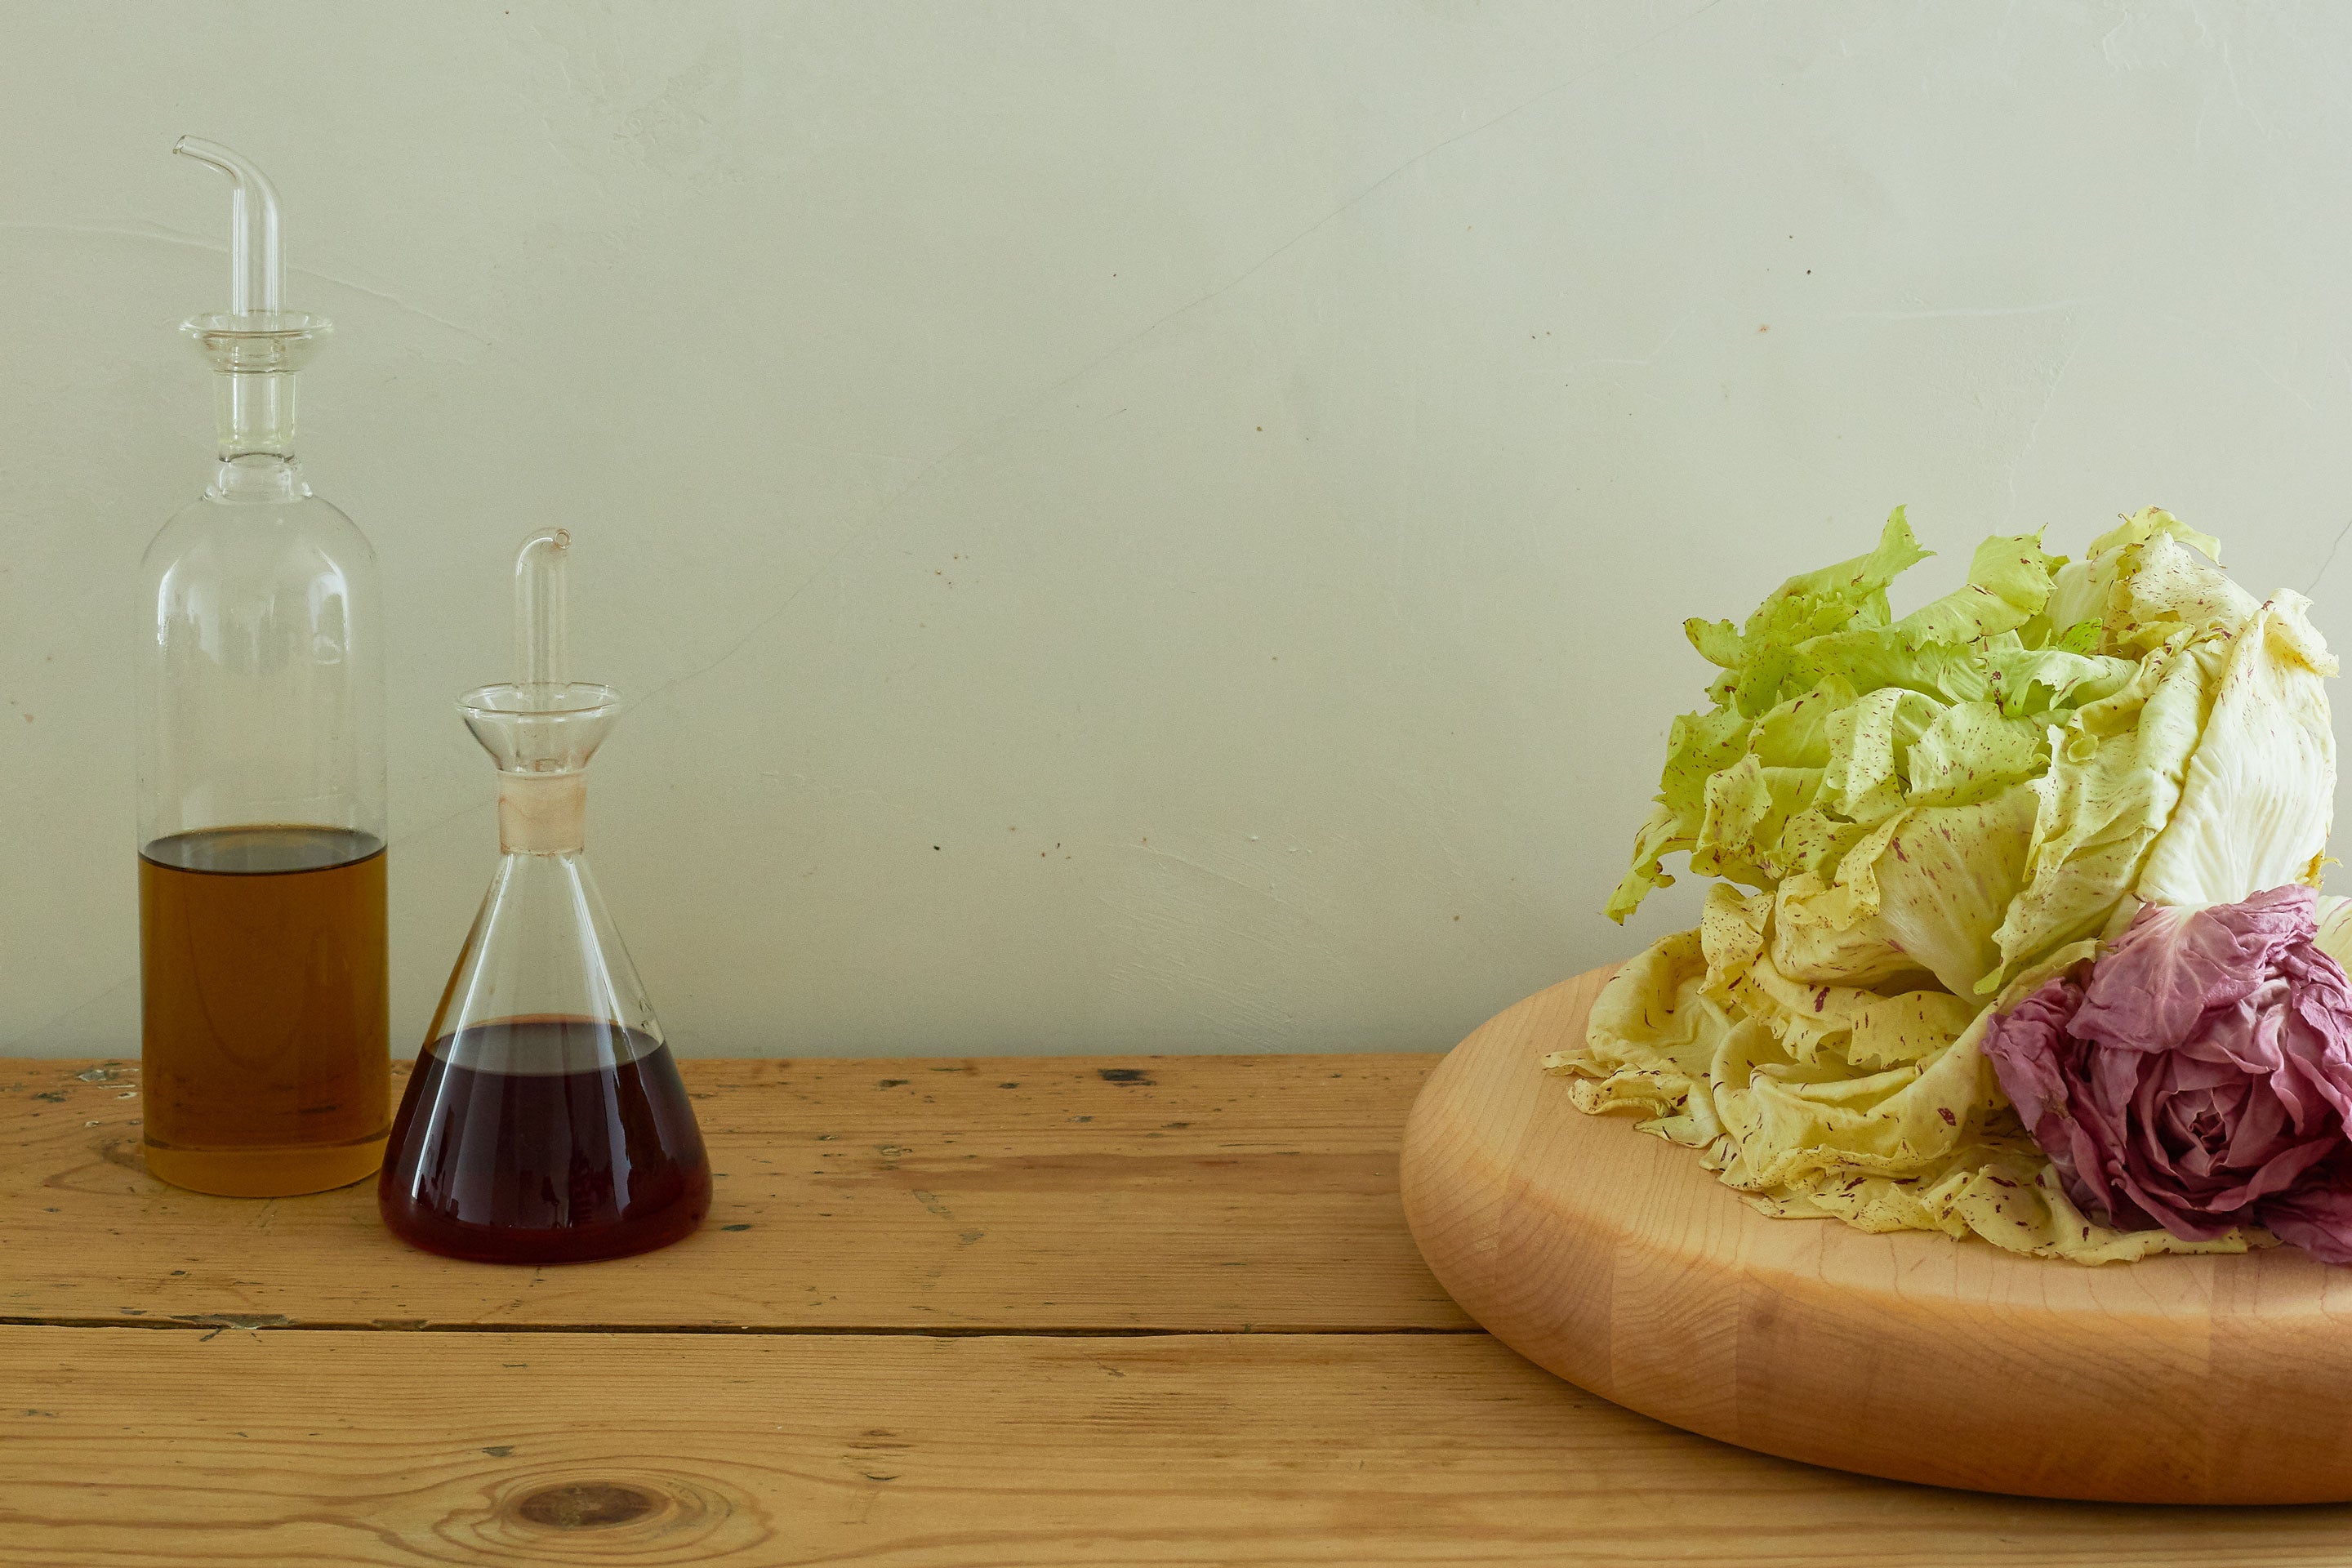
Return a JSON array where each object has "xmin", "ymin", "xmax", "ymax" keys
[{"xmin": 513, "ymin": 1481, "xmax": 660, "ymax": 1529}]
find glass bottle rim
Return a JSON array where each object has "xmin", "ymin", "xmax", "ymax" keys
[
  {"xmin": 181, "ymin": 310, "xmax": 332, "ymax": 340},
  {"xmin": 458, "ymin": 680, "xmax": 621, "ymax": 719}
]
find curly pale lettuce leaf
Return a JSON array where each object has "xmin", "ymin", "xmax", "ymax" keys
[
  {"xmin": 1772, "ymin": 782, "xmax": 2040, "ymax": 996},
  {"xmin": 1980, "ymin": 632, "xmax": 2136, "ymax": 718},
  {"xmin": 2042, "ymin": 506, "xmax": 2242, "ymax": 644},
  {"xmin": 1988, "ymin": 591, "xmax": 2337, "ymax": 990},
  {"xmin": 1607, "ymin": 515, "xmax": 1930, "ymax": 918},
  {"xmin": 1549, "ymin": 920, "xmax": 2247, "ymax": 1262},
  {"xmin": 1788, "ymin": 531, "xmax": 2070, "ymax": 702},
  {"xmin": 1685, "ymin": 512, "xmax": 1930, "ymax": 715},
  {"xmin": 1609, "ymin": 510, "xmax": 2075, "ymax": 923},
  {"xmin": 2135, "ymin": 592, "xmax": 2336, "ymax": 906},
  {"xmin": 1983, "ymin": 626, "xmax": 2233, "ymax": 990}
]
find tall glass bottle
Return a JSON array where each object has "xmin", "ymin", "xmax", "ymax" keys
[{"xmin": 136, "ymin": 140, "xmax": 389, "ymax": 1196}]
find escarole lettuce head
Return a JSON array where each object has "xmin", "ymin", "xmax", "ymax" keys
[{"xmin": 1553, "ymin": 507, "xmax": 2339, "ymax": 1263}]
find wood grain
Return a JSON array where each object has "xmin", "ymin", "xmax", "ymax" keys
[
  {"xmin": 1401, "ymin": 965, "xmax": 2352, "ymax": 1505},
  {"xmin": 0, "ymin": 1054, "xmax": 1468, "ymax": 1333},
  {"xmin": 11, "ymin": 1323, "xmax": 2352, "ymax": 1567},
  {"xmin": 11, "ymin": 1037, "xmax": 2346, "ymax": 1559}
]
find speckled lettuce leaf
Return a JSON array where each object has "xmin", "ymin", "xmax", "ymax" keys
[
  {"xmin": 1787, "ymin": 532, "xmax": 2067, "ymax": 703},
  {"xmin": 2135, "ymin": 593, "xmax": 2337, "ymax": 906},
  {"xmin": 1773, "ymin": 782, "xmax": 2041, "ymax": 997},
  {"xmin": 2044, "ymin": 506, "xmax": 2251, "ymax": 656},
  {"xmin": 1979, "ymin": 632, "xmax": 2136, "ymax": 718},
  {"xmin": 1983, "ymin": 627, "xmax": 2228, "ymax": 991},
  {"xmin": 1987, "ymin": 591, "xmax": 2340, "ymax": 991},
  {"xmin": 1547, "ymin": 916, "xmax": 2249, "ymax": 1262},
  {"xmin": 1608, "ymin": 512, "xmax": 2070, "ymax": 923},
  {"xmin": 1606, "ymin": 516, "xmax": 1929, "ymax": 920}
]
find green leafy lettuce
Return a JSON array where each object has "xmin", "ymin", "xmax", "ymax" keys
[
  {"xmin": 1555, "ymin": 506, "xmax": 2339, "ymax": 1265},
  {"xmin": 1607, "ymin": 507, "xmax": 2136, "ymax": 995}
]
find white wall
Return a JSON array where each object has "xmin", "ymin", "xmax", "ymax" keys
[{"xmin": 5, "ymin": 1, "xmax": 2350, "ymax": 1058}]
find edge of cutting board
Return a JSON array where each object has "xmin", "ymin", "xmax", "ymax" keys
[{"xmin": 1400, "ymin": 963, "xmax": 2352, "ymax": 1505}]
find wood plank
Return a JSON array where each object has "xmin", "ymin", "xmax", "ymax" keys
[
  {"xmin": 8, "ymin": 1324, "xmax": 2350, "ymax": 1567},
  {"xmin": 1402, "ymin": 967, "xmax": 2352, "ymax": 1504},
  {"xmin": 2, "ymin": 1055, "xmax": 1468, "ymax": 1332}
]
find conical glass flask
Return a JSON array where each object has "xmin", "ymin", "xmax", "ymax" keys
[{"xmin": 380, "ymin": 530, "xmax": 708, "ymax": 1263}]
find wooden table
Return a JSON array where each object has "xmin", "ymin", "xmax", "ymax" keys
[{"xmin": 5, "ymin": 1054, "xmax": 2350, "ymax": 1565}]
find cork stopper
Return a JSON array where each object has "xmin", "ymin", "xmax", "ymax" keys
[{"xmin": 498, "ymin": 772, "xmax": 588, "ymax": 855}]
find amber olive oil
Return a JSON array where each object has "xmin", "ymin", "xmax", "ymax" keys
[{"xmin": 138, "ymin": 825, "xmax": 390, "ymax": 1195}]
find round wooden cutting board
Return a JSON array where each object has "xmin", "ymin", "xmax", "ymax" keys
[{"xmin": 1401, "ymin": 964, "xmax": 2352, "ymax": 1505}]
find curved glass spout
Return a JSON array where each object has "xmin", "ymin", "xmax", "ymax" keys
[
  {"xmin": 172, "ymin": 139, "xmax": 326, "ymax": 483},
  {"xmin": 516, "ymin": 528, "xmax": 571, "ymax": 690},
  {"xmin": 174, "ymin": 136, "xmax": 283, "ymax": 317},
  {"xmin": 464, "ymin": 530, "xmax": 620, "ymax": 796}
]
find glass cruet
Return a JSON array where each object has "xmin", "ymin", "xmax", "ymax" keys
[
  {"xmin": 379, "ymin": 529, "xmax": 710, "ymax": 1263},
  {"xmin": 137, "ymin": 138, "xmax": 390, "ymax": 1197}
]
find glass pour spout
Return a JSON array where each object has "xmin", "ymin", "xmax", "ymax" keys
[
  {"xmin": 517, "ymin": 528, "xmax": 570, "ymax": 693},
  {"xmin": 461, "ymin": 532, "xmax": 622, "ymax": 855},
  {"xmin": 174, "ymin": 137, "xmax": 283, "ymax": 317},
  {"xmin": 174, "ymin": 137, "xmax": 329, "ymax": 490}
]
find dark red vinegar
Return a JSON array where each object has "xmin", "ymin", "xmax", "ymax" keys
[{"xmin": 379, "ymin": 1017, "xmax": 710, "ymax": 1264}]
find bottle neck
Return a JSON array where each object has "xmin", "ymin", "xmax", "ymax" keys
[
  {"xmin": 499, "ymin": 771, "xmax": 588, "ymax": 855},
  {"xmin": 207, "ymin": 369, "xmax": 310, "ymax": 501}
]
